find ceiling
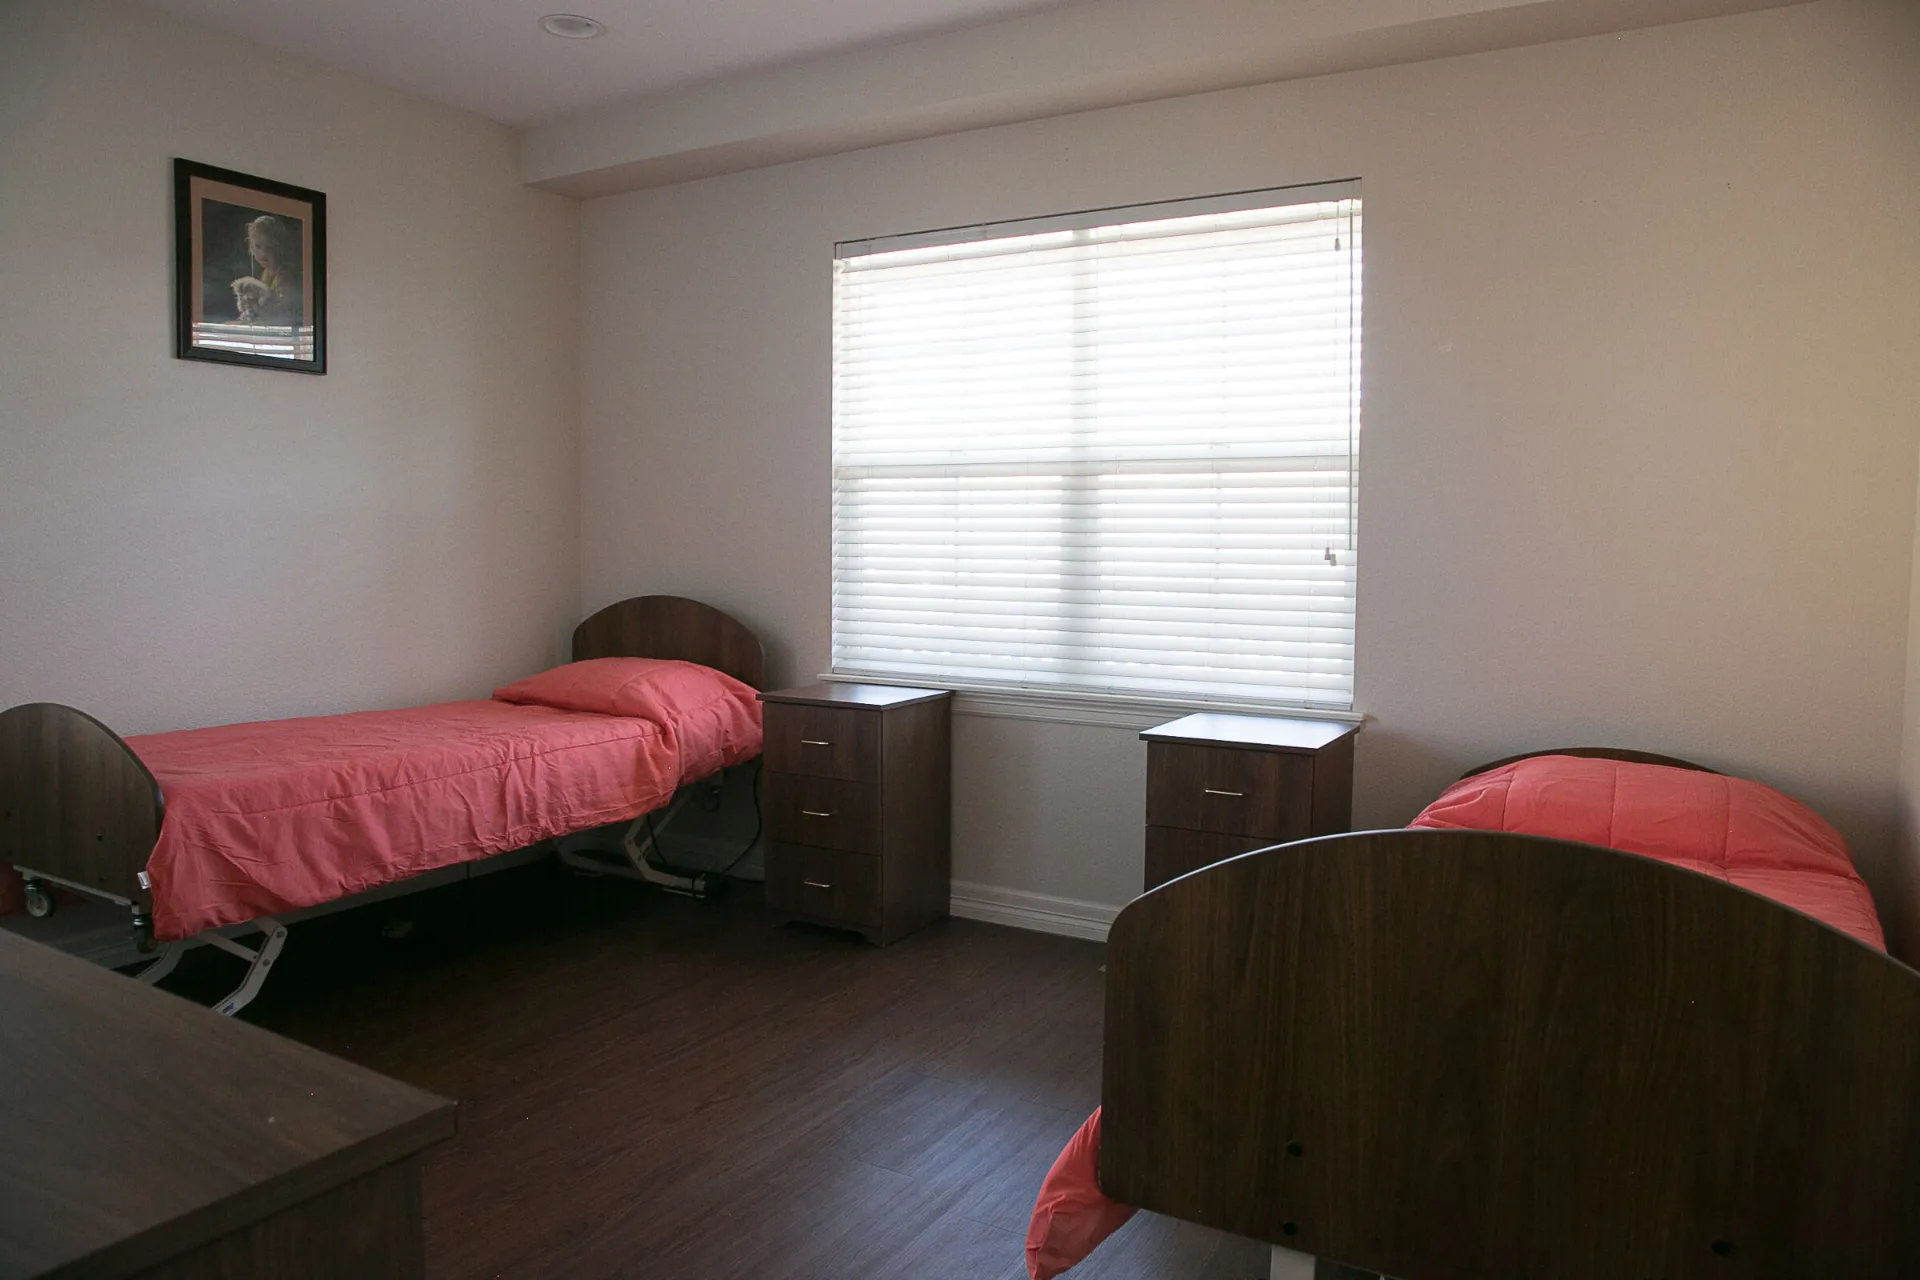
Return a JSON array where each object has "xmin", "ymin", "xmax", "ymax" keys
[{"xmin": 139, "ymin": 0, "xmax": 1079, "ymax": 127}]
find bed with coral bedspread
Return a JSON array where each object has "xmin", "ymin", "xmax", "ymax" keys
[
  {"xmin": 0, "ymin": 596, "xmax": 765, "ymax": 1013},
  {"xmin": 129, "ymin": 677, "xmax": 758, "ymax": 941},
  {"xmin": 1029, "ymin": 750, "xmax": 1916, "ymax": 1280}
]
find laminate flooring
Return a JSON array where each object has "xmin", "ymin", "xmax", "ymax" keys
[{"xmin": 168, "ymin": 861, "xmax": 1274, "ymax": 1280}]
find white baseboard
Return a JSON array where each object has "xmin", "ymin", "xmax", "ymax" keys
[{"xmin": 948, "ymin": 880, "xmax": 1123, "ymax": 942}]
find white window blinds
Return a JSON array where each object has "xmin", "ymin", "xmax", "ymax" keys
[{"xmin": 831, "ymin": 182, "xmax": 1361, "ymax": 710}]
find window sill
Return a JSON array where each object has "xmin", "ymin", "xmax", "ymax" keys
[{"xmin": 816, "ymin": 673, "xmax": 1363, "ymax": 731}]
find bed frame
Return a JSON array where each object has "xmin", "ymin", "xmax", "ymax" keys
[
  {"xmin": 0, "ymin": 595, "xmax": 764, "ymax": 1012},
  {"xmin": 1098, "ymin": 748, "xmax": 1920, "ymax": 1280},
  {"xmin": 556, "ymin": 596, "xmax": 766, "ymax": 896}
]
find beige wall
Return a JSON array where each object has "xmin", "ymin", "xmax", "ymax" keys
[
  {"xmin": 0, "ymin": 0, "xmax": 581, "ymax": 734},
  {"xmin": 579, "ymin": 0, "xmax": 1920, "ymax": 949}
]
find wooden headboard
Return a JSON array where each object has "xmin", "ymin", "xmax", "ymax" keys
[
  {"xmin": 0, "ymin": 702, "xmax": 165, "ymax": 911},
  {"xmin": 1099, "ymin": 828, "xmax": 1920, "ymax": 1277},
  {"xmin": 571, "ymin": 595, "xmax": 765, "ymax": 689},
  {"xmin": 1459, "ymin": 745, "xmax": 1721, "ymax": 781}
]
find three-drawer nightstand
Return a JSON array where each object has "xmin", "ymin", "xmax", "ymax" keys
[
  {"xmin": 1141, "ymin": 713, "xmax": 1360, "ymax": 890},
  {"xmin": 759, "ymin": 683, "xmax": 952, "ymax": 945}
]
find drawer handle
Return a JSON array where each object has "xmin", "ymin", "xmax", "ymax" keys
[
  {"xmin": 1204, "ymin": 788, "xmax": 1246, "ymax": 798},
  {"xmin": 801, "ymin": 809, "xmax": 834, "ymax": 818},
  {"xmin": 803, "ymin": 880, "xmax": 835, "ymax": 890},
  {"xmin": 800, "ymin": 739, "xmax": 833, "ymax": 746}
]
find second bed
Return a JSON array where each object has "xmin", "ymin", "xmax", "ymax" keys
[
  {"xmin": 1028, "ymin": 748, "xmax": 1915, "ymax": 1280},
  {"xmin": 0, "ymin": 595, "xmax": 765, "ymax": 1011}
]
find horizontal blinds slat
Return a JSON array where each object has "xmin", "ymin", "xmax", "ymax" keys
[
  {"xmin": 832, "ymin": 192, "xmax": 1360, "ymax": 707},
  {"xmin": 836, "ymin": 299, "xmax": 1360, "ymax": 343},
  {"xmin": 842, "ymin": 201, "xmax": 1358, "ymax": 269}
]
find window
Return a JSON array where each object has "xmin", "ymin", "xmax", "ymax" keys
[{"xmin": 831, "ymin": 182, "xmax": 1361, "ymax": 711}]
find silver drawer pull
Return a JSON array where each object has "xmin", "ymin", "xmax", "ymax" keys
[
  {"xmin": 801, "ymin": 809, "xmax": 834, "ymax": 818},
  {"xmin": 800, "ymin": 738, "xmax": 833, "ymax": 746},
  {"xmin": 1204, "ymin": 788, "xmax": 1246, "ymax": 798},
  {"xmin": 803, "ymin": 880, "xmax": 835, "ymax": 890}
]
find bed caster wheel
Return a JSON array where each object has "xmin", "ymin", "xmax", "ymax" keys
[
  {"xmin": 23, "ymin": 880, "xmax": 55, "ymax": 919},
  {"xmin": 132, "ymin": 913, "xmax": 156, "ymax": 953}
]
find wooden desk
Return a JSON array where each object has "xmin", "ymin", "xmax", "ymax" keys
[
  {"xmin": 0, "ymin": 930, "xmax": 455, "ymax": 1279},
  {"xmin": 1141, "ymin": 713, "xmax": 1360, "ymax": 890}
]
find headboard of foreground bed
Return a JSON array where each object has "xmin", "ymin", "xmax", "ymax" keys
[
  {"xmin": 572, "ymin": 595, "xmax": 764, "ymax": 689},
  {"xmin": 1098, "ymin": 828, "xmax": 1920, "ymax": 1279}
]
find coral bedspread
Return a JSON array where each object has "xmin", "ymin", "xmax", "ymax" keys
[
  {"xmin": 128, "ymin": 698, "xmax": 757, "ymax": 941},
  {"xmin": 1411, "ymin": 755, "xmax": 1884, "ymax": 950},
  {"xmin": 1024, "ymin": 755, "xmax": 1886, "ymax": 1279}
]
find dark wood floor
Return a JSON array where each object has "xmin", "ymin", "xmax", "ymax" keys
[{"xmin": 168, "ymin": 862, "xmax": 1270, "ymax": 1280}]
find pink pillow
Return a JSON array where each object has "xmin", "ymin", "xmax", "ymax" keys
[
  {"xmin": 1026, "ymin": 1108, "xmax": 1135, "ymax": 1279},
  {"xmin": 494, "ymin": 658, "xmax": 738, "ymax": 719},
  {"xmin": 493, "ymin": 658, "xmax": 762, "ymax": 780}
]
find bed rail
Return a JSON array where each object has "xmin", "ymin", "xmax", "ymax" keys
[
  {"xmin": 0, "ymin": 702, "xmax": 162, "ymax": 918},
  {"xmin": 1098, "ymin": 829, "xmax": 1920, "ymax": 1279}
]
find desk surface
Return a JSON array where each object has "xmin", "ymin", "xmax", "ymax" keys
[{"xmin": 0, "ymin": 930, "xmax": 455, "ymax": 1280}]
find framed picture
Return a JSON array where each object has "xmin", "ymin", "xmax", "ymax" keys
[{"xmin": 173, "ymin": 159, "xmax": 326, "ymax": 374}]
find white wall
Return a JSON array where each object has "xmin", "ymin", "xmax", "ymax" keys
[
  {"xmin": 0, "ymin": 0, "xmax": 581, "ymax": 734},
  {"xmin": 579, "ymin": 0, "xmax": 1920, "ymax": 952}
]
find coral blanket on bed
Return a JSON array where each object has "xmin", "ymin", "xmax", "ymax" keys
[
  {"xmin": 1023, "ymin": 755, "xmax": 1886, "ymax": 1278},
  {"xmin": 1411, "ymin": 755, "xmax": 1884, "ymax": 950},
  {"xmin": 128, "ymin": 697, "xmax": 757, "ymax": 941}
]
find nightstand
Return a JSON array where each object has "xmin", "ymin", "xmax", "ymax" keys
[
  {"xmin": 758, "ymin": 683, "xmax": 952, "ymax": 944},
  {"xmin": 1141, "ymin": 713, "xmax": 1360, "ymax": 890}
]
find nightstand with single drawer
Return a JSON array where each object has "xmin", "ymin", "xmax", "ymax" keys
[
  {"xmin": 1141, "ymin": 713, "xmax": 1360, "ymax": 890},
  {"xmin": 759, "ymin": 683, "xmax": 952, "ymax": 945}
]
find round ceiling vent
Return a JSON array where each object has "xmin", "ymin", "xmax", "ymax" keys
[{"xmin": 538, "ymin": 13, "xmax": 605, "ymax": 39}]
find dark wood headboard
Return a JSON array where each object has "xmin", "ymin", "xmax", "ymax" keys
[
  {"xmin": 1099, "ymin": 828, "xmax": 1920, "ymax": 1277},
  {"xmin": 1459, "ymin": 745, "xmax": 1720, "ymax": 781},
  {"xmin": 0, "ymin": 703, "xmax": 165, "ymax": 910},
  {"xmin": 571, "ymin": 595, "xmax": 765, "ymax": 689}
]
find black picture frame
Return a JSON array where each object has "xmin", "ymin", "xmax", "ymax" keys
[{"xmin": 173, "ymin": 159, "xmax": 327, "ymax": 374}]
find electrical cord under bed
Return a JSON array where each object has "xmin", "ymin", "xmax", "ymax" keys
[{"xmin": 642, "ymin": 758, "xmax": 765, "ymax": 886}]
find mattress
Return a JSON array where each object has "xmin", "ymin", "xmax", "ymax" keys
[{"xmin": 128, "ymin": 696, "xmax": 754, "ymax": 941}]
